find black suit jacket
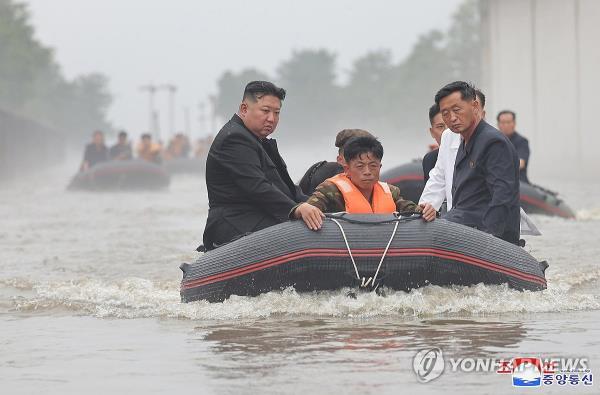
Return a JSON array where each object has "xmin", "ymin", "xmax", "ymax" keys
[
  {"xmin": 422, "ymin": 149, "xmax": 439, "ymax": 183},
  {"xmin": 508, "ymin": 131, "xmax": 530, "ymax": 183},
  {"xmin": 298, "ymin": 161, "xmax": 344, "ymax": 195},
  {"xmin": 203, "ymin": 114, "xmax": 306, "ymax": 250},
  {"xmin": 445, "ymin": 120, "xmax": 520, "ymax": 244}
]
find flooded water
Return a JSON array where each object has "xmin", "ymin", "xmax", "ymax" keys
[{"xmin": 1, "ymin": 161, "xmax": 599, "ymax": 394}]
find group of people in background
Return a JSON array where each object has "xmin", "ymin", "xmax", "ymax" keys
[{"xmin": 79, "ymin": 130, "xmax": 213, "ymax": 172}]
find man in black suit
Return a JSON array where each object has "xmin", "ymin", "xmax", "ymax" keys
[
  {"xmin": 202, "ymin": 81, "xmax": 317, "ymax": 250},
  {"xmin": 497, "ymin": 110, "xmax": 531, "ymax": 183},
  {"xmin": 435, "ymin": 81, "xmax": 520, "ymax": 244}
]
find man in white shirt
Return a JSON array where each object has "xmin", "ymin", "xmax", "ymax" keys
[
  {"xmin": 419, "ymin": 127, "xmax": 461, "ymax": 210},
  {"xmin": 419, "ymin": 90, "xmax": 487, "ymax": 211}
]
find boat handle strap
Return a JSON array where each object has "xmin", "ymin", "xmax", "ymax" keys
[{"xmin": 329, "ymin": 218, "xmax": 399, "ymax": 290}]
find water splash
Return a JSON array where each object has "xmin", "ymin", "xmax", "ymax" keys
[
  {"xmin": 6, "ymin": 267, "xmax": 600, "ymax": 320},
  {"xmin": 576, "ymin": 208, "xmax": 600, "ymax": 221}
]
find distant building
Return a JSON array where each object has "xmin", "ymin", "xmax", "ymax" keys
[
  {"xmin": 480, "ymin": 0, "xmax": 600, "ymax": 178},
  {"xmin": 0, "ymin": 108, "xmax": 64, "ymax": 180}
]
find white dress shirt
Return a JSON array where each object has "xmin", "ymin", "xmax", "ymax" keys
[{"xmin": 419, "ymin": 128, "xmax": 461, "ymax": 210}]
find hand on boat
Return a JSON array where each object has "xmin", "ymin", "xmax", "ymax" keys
[
  {"xmin": 294, "ymin": 203, "xmax": 325, "ymax": 231},
  {"xmin": 419, "ymin": 203, "xmax": 437, "ymax": 222}
]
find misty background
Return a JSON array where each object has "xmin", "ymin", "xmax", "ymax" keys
[
  {"xmin": 1, "ymin": 0, "xmax": 598, "ymax": 180},
  {"xmin": 0, "ymin": 0, "xmax": 472, "ymax": 178}
]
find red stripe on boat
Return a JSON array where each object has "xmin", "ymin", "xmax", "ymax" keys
[
  {"xmin": 519, "ymin": 194, "xmax": 574, "ymax": 218},
  {"xmin": 384, "ymin": 174, "xmax": 424, "ymax": 184},
  {"xmin": 181, "ymin": 247, "xmax": 546, "ymax": 290}
]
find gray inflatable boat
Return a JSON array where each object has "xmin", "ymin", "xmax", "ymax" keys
[{"xmin": 181, "ymin": 214, "xmax": 548, "ymax": 303}]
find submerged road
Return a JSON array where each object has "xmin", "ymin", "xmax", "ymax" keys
[{"xmin": 1, "ymin": 162, "xmax": 599, "ymax": 394}]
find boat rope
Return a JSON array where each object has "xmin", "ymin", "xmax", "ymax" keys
[
  {"xmin": 330, "ymin": 218, "xmax": 361, "ymax": 280},
  {"xmin": 329, "ymin": 218, "xmax": 400, "ymax": 289},
  {"xmin": 325, "ymin": 212, "xmax": 422, "ymax": 225},
  {"xmin": 371, "ymin": 220, "xmax": 399, "ymax": 287}
]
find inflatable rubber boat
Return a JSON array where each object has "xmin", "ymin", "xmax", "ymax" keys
[
  {"xmin": 68, "ymin": 159, "xmax": 170, "ymax": 191},
  {"xmin": 381, "ymin": 160, "xmax": 576, "ymax": 219},
  {"xmin": 163, "ymin": 157, "xmax": 205, "ymax": 175},
  {"xmin": 180, "ymin": 214, "xmax": 548, "ymax": 303},
  {"xmin": 518, "ymin": 182, "xmax": 575, "ymax": 218},
  {"xmin": 380, "ymin": 161, "xmax": 425, "ymax": 203}
]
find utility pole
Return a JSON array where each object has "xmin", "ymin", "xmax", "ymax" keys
[
  {"xmin": 153, "ymin": 111, "xmax": 161, "ymax": 142},
  {"xmin": 208, "ymin": 95, "xmax": 217, "ymax": 135},
  {"xmin": 140, "ymin": 84, "xmax": 157, "ymax": 138},
  {"xmin": 198, "ymin": 101, "xmax": 206, "ymax": 135},
  {"xmin": 159, "ymin": 84, "xmax": 177, "ymax": 140},
  {"xmin": 183, "ymin": 106, "xmax": 191, "ymax": 137}
]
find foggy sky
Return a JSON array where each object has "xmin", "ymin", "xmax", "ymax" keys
[{"xmin": 23, "ymin": 0, "xmax": 462, "ymax": 139}]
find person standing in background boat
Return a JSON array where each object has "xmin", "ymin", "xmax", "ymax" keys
[
  {"xmin": 293, "ymin": 136, "xmax": 436, "ymax": 230},
  {"xmin": 298, "ymin": 129, "xmax": 374, "ymax": 195},
  {"xmin": 202, "ymin": 81, "xmax": 313, "ymax": 251},
  {"xmin": 164, "ymin": 133, "xmax": 191, "ymax": 160},
  {"xmin": 80, "ymin": 130, "xmax": 108, "ymax": 172},
  {"xmin": 435, "ymin": 81, "xmax": 520, "ymax": 244},
  {"xmin": 109, "ymin": 130, "xmax": 133, "ymax": 160},
  {"xmin": 422, "ymin": 104, "xmax": 446, "ymax": 183},
  {"xmin": 194, "ymin": 135, "xmax": 213, "ymax": 159},
  {"xmin": 497, "ymin": 110, "xmax": 530, "ymax": 184},
  {"xmin": 137, "ymin": 133, "xmax": 162, "ymax": 164}
]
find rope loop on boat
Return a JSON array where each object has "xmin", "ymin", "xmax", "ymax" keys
[
  {"xmin": 330, "ymin": 218, "xmax": 361, "ymax": 280},
  {"xmin": 371, "ymin": 220, "xmax": 399, "ymax": 286},
  {"xmin": 329, "ymin": 218, "xmax": 400, "ymax": 290},
  {"xmin": 325, "ymin": 212, "xmax": 421, "ymax": 224}
]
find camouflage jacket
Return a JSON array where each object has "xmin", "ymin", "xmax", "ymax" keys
[{"xmin": 294, "ymin": 180, "xmax": 421, "ymax": 215}]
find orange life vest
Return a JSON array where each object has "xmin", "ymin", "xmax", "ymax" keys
[{"xmin": 327, "ymin": 173, "xmax": 396, "ymax": 214}]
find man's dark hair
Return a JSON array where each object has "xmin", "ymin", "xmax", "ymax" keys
[
  {"xmin": 497, "ymin": 110, "xmax": 516, "ymax": 122},
  {"xmin": 141, "ymin": 133, "xmax": 151, "ymax": 139},
  {"xmin": 343, "ymin": 136, "xmax": 384, "ymax": 163},
  {"xmin": 335, "ymin": 129, "xmax": 373, "ymax": 150},
  {"xmin": 243, "ymin": 81, "xmax": 286, "ymax": 102},
  {"xmin": 118, "ymin": 130, "xmax": 127, "ymax": 138},
  {"xmin": 475, "ymin": 89, "xmax": 486, "ymax": 109},
  {"xmin": 428, "ymin": 103, "xmax": 440, "ymax": 124},
  {"xmin": 434, "ymin": 81, "xmax": 476, "ymax": 106}
]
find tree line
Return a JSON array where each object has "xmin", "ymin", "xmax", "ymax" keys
[
  {"xmin": 0, "ymin": 0, "xmax": 112, "ymax": 141},
  {"xmin": 211, "ymin": 0, "xmax": 482, "ymax": 142}
]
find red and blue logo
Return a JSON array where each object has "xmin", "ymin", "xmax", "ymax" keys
[{"xmin": 512, "ymin": 358, "xmax": 543, "ymax": 387}]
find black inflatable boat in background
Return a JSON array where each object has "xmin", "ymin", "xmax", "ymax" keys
[
  {"xmin": 163, "ymin": 157, "xmax": 205, "ymax": 175},
  {"xmin": 180, "ymin": 214, "xmax": 548, "ymax": 303},
  {"xmin": 381, "ymin": 160, "xmax": 576, "ymax": 219},
  {"xmin": 68, "ymin": 160, "xmax": 170, "ymax": 191}
]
